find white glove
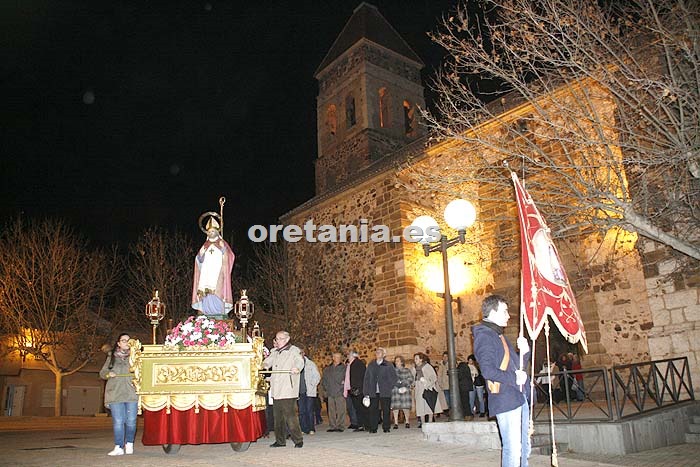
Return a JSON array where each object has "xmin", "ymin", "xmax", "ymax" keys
[
  {"xmin": 516, "ymin": 336, "xmax": 530, "ymax": 354},
  {"xmin": 419, "ymin": 377, "xmax": 426, "ymax": 383},
  {"xmin": 398, "ymin": 387, "xmax": 407, "ymax": 394},
  {"xmin": 362, "ymin": 395, "xmax": 370, "ymax": 407},
  {"xmin": 515, "ymin": 369, "xmax": 527, "ymax": 386}
]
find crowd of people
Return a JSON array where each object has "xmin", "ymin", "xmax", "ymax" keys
[
  {"xmin": 535, "ymin": 351, "xmax": 586, "ymax": 403},
  {"xmin": 258, "ymin": 295, "xmax": 533, "ymax": 466},
  {"xmin": 260, "ymin": 334, "xmax": 492, "ymax": 445},
  {"xmin": 101, "ymin": 292, "xmax": 579, "ymax": 467}
]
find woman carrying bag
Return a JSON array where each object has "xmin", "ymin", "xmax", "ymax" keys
[
  {"xmin": 413, "ymin": 352, "xmax": 443, "ymax": 428},
  {"xmin": 390, "ymin": 355, "xmax": 415, "ymax": 429},
  {"xmin": 99, "ymin": 333, "xmax": 138, "ymax": 456}
]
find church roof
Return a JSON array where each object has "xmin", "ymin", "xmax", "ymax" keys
[{"xmin": 314, "ymin": 2, "xmax": 424, "ymax": 77}]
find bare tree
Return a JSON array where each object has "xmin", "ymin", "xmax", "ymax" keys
[
  {"xmin": 0, "ymin": 218, "xmax": 121, "ymax": 416},
  {"xmin": 247, "ymin": 241, "xmax": 290, "ymax": 317},
  {"xmin": 125, "ymin": 227, "xmax": 194, "ymax": 335},
  {"xmin": 413, "ymin": 0, "xmax": 699, "ymax": 261}
]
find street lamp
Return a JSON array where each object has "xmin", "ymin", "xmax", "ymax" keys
[{"xmin": 411, "ymin": 199, "xmax": 476, "ymax": 421}]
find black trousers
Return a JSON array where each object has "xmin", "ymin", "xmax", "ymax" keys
[
  {"xmin": 350, "ymin": 393, "xmax": 369, "ymax": 429},
  {"xmin": 273, "ymin": 398, "xmax": 303, "ymax": 445},
  {"xmin": 368, "ymin": 395, "xmax": 391, "ymax": 432}
]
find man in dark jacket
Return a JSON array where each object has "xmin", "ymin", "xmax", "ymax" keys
[
  {"xmin": 472, "ymin": 295, "xmax": 531, "ymax": 467},
  {"xmin": 347, "ymin": 350, "xmax": 369, "ymax": 432},
  {"xmin": 362, "ymin": 347, "xmax": 398, "ymax": 433}
]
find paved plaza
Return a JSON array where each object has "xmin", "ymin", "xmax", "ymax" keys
[{"xmin": 1, "ymin": 417, "xmax": 700, "ymax": 467}]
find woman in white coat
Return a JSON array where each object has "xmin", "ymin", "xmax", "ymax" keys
[{"xmin": 413, "ymin": 352, "xmax": 443, "ymax": 427}]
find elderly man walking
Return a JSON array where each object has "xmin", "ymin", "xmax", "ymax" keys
[
  {"xmin": 263, "ymin": 330, "xmax": 305, "ymax": 448},
  {"xmin": 322, "ymin": 352, "xmax": 347, "ymax": 432},
  {"xmin": 363, "ymin": 347, "xmax": 398, "ymax": 433}
]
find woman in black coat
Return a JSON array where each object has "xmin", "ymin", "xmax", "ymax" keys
[{"xmin": 457, "ymin": 360, "xmax": 474, "ymax": 419}]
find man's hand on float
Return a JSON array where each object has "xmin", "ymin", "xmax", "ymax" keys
[
  {"xmin": 516, "ymin": 336, "xmax": 530, "ymax": 354},
  {"xmin": 515, "ymin": 369, "xmax": 527, "ymax": 386}
]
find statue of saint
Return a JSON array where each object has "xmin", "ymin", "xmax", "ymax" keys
[{"xmin": 191, "ymin": 216, "xmax": 235, "ymax": 316}]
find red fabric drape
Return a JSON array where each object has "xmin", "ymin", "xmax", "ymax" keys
[{"xmin": 142, "ymin": 406, "xmax": 266, "ymax": 445}]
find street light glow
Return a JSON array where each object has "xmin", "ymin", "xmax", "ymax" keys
[{"xmin": 420, "ymin": 257, "xmax": 470, "ymax": 296}]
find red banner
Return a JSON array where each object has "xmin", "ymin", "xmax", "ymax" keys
[{"xmin": 512, "ymin": 172, "xmax": 587, "ymax": 353}]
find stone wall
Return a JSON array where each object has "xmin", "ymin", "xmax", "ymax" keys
[
  {"xmin": 284, "ymin": 177, "xmax": 414, "ymax": 361},
  {"xmin": 641, "ymin": 239, "xmax": 700, "ymax": 391}
]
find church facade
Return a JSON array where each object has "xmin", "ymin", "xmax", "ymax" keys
[{"xmin": 281, "ymin": 3, "xmax": 700, "ymax": 386}]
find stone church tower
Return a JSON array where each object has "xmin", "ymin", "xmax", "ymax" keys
[{"xmin": 314, "ymin": 2, "xmax": 426, "ymax": 194}]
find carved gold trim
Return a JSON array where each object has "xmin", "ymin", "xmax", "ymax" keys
[
  {"xmin": 154, "ymin": 363, "xmax": 239, "ymax": 385},
  {"xmin": 128, "ymin": 339, "xmax": 143, "ymax": 393}
]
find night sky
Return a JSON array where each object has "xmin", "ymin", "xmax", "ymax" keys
[{"xmin": 2, "ymin": 1, "xmax": 460, "ymax": 256}]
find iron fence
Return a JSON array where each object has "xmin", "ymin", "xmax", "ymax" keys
[
  {"xmin": 611, "ymin": 357, "xmax": 695, "ymax": 419},
  {"xmin": 530, "ymin": 357, "xmax": 694, "ymax": 423}
]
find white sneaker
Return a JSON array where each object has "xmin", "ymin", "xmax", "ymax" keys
[
  {"xmin": 107, "ymin": 445, "xmax": 124, "ymax": 456},
  {"xmin": 125, "ymin": 442, "xmax": 134, "ymax": 454}
]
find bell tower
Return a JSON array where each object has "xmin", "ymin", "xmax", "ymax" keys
[{"xmin": 314, "ymin": 2, "xmax": 426, "ymax": 195}]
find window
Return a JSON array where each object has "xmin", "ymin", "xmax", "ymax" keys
[
  {"xmin": 403, "ymin": 100, "xmax": 415, "ymax": 135},
  {"xmin": 379, "ymin": 87, "xmax": 390, "ymax": 128},
  {"xmin": 345, "ymin": 95, "xmax": 356, "ymax": 128},
  {"xmin": 327, "ymin": 105, "xmax": 337, "ymax": 136}
]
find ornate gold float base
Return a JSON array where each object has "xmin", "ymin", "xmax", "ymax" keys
[{"xmin": 129, "ymin": 338, "xmax": 267, "ymax": 415}]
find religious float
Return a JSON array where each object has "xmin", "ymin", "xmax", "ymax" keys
[{"xmin": 128, "ymin": 198, "xmax": 268, "ymax": 454}]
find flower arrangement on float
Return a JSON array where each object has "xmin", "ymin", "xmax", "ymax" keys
[{"xmin": 164, "ymin": 315, "xmax": 239, "ymax": 350}]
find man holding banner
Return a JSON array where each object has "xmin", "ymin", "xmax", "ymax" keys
[{"xmin": 473, "ymin": 295, "xmax": 531, "ymax": 467}]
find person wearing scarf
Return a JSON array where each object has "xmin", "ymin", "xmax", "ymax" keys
[
  {"xmin": 472, "ymin": 295, "xmax": 531, "ymax": 467},
  {"xmin": 100, "ymin": 333, "xmax": 138, "ymax": 456}
]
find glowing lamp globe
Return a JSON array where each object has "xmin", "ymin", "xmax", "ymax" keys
[
  {"xmin": 410, "ymin": 215, "xmax": 440, "ymax": 244},
  {"xmin": 444, "ymin": 199, "xmax": 476, "ymax": 231}
]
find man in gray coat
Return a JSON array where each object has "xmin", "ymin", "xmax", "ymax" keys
[
  {"xmin": 263, "ymin": 330, "xmax": 305, "ymax": 448},
  {"xmin": 321, "ymin": 352, "xmax": 347, "ymax": 432}
]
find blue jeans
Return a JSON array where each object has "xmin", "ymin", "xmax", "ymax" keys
[
  {"xmin": 109, "ymin": 401, "xmax": 137, "ymax": 447},
  {"xmin": 495, "ymin": 400, "xmax": 531, "ymax": 467},
  {"xmin": 473, "ymin": 386, "xmax": 485, "ymax": 414},
  {"xmin": 298, "ymin": 394, "xmax": 316, "ymax": 433},
  {"xmin": 443, "ymin": 389, "xmax": 450, "ymax": 409}
]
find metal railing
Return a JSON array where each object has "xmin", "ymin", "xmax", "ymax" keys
[
  {"xmin": 530, "ymin": 357, "xmax": 694, "ymax": 423},
  {"xmin": 532, "ymin": 366, "xmax": 614, "ymax": 422},
  {"xmin": 612, "ymin": 357, "xmax": 695, "ymax": 419}
]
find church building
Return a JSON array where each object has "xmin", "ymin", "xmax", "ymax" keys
[{"xmin": 281, "ymin": 2, "xmax": 700, "ymax": 389}]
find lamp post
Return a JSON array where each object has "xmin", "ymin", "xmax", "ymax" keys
[{"xmin": 411, "ymin": 199, "xmax": 476, "ymax": 422}]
